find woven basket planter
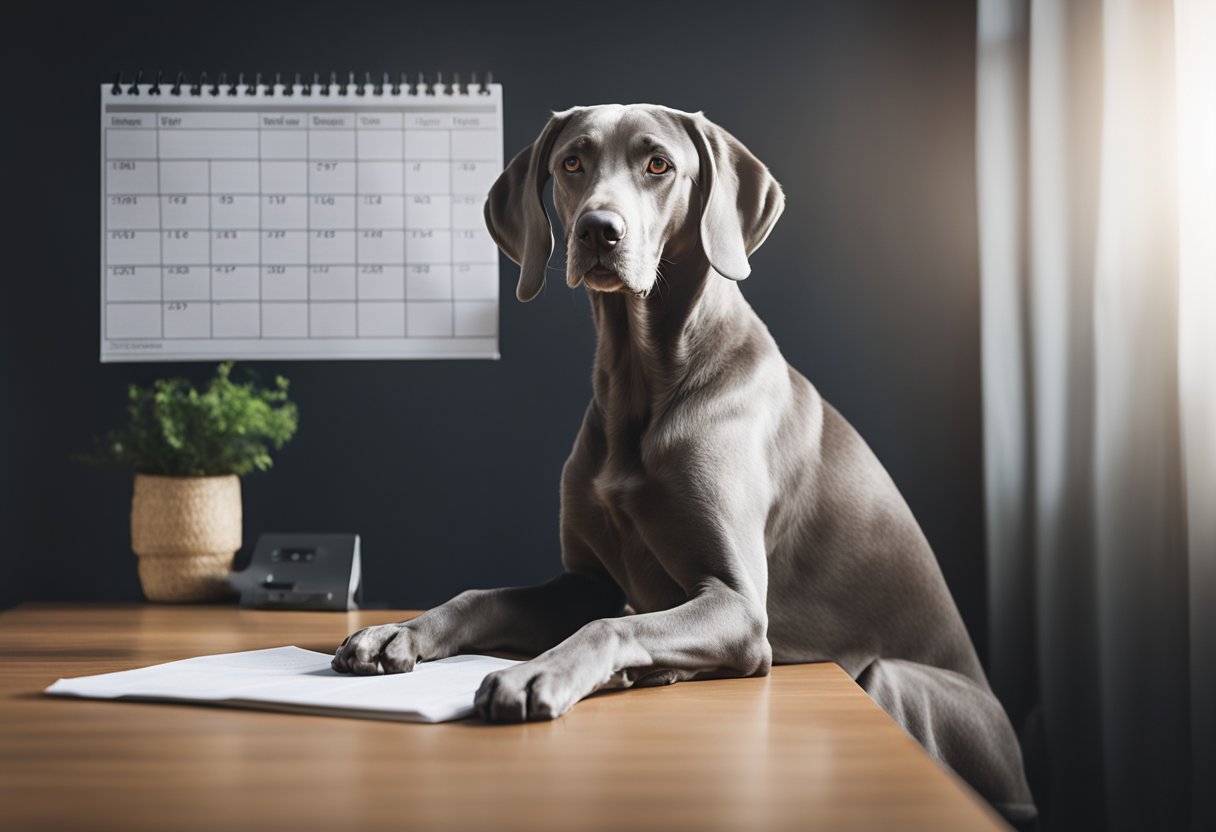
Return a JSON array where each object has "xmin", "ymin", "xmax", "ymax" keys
[{"xmin": 130, "ymin": 474, "xmax": 241, "ymax": 602}]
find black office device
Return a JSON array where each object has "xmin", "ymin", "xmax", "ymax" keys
[{"xmin": 231, "ymin": 534, "xmax": 362, "ymax": 611}]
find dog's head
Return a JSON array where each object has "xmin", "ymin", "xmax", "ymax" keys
[{"xmin": 485, "ymin": 104, "xmax": 785, "ymax": 301}]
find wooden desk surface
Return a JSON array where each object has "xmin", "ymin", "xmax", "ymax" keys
[{"xmin": 0, "ymin": 604, "xmax": 1006, "ymax": 831}]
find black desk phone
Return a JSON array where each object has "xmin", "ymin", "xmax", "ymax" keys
[{"xmin": 230, "ymin": 533, "xmax": 362, "ymax": 611}]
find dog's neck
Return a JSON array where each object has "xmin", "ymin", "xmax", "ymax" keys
[{"xmin": 586, "ymin": 251, "xmax": 757, "ymax": 430}]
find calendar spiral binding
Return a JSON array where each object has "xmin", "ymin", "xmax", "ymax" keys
[{"xmin": 107, "ymin": 70, "xmax": 495, "ymax": 97}]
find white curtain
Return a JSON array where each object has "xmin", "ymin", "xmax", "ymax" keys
[{"xmin": 977, "ymin": 1, "xmax": 1215, "ymax": 830}]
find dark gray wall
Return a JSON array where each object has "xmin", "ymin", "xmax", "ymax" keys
[{"xmin": 4, "ymin": 0, "xmax": 985, "ymax": 657}]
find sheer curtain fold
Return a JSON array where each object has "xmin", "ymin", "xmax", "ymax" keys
[{"xmin": 977, "ymin": 1, "xmax": 1214, "ymax": 830}]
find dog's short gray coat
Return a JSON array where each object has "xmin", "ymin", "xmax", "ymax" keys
[{"xmin": 333, "ymin": 104, "xmax": 1036, "ymax": 824}]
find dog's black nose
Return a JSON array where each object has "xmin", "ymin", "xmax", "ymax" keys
[{"xmin": 576, "ymin": 211, "xmax": 627, "ymax": 250}]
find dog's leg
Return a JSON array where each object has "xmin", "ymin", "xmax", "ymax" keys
[
  {"xmin": 857, "ymin": 658, "xmax": 1036, "ymax": 826},
  {"xmin": 473, "ymin": 576, "xmax": 771, "ymax": 721},
  {"xmin": 331, "ymin": 571, "xmax": 625, "ymax": 674}
]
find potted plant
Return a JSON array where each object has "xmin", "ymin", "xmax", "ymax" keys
[{"xmin": 92, "ymin": 362, "xmax": 299, "ymax": 602}]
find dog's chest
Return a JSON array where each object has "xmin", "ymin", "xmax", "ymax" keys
[{"xmin": 577, "ymin": 453, "xmax": 687, "ymax": 614}]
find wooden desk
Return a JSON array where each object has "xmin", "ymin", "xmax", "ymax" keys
[{"xmin": 0, "ymin": 604, "xmax": 1006, "ymax": 831}]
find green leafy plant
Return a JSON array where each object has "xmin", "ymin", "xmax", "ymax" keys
[{"xmin": 93, "ymin": 362, "xmax": 299, "ymax": 477}]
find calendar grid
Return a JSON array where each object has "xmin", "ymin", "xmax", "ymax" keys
[
  {"xmin": 354, "ymin": 113, "xmax": 360, "ymax": 338},
  {"xmin": 206, "ymin": 158, "xmax": 213, "ymax": 340},
  {"xmin": 155, "ymin": 116, "xmax": 164, "ymax": 339},
  {"xmin": 450, "ymin": 133, "xmax": 455, "ymax": 337},
  {"xmin": 102, "ymin": 84, "xmax": 503, "ymax": 361},
  {"xmin": 256, "ymin": 111, "xmax": 262, "ymax": 338},
  {"xmin": 304, "ymin": 116, "xmax": 311, "ymax": 338},
  {"xmin": 404, "ymin": 122, "xmax": 414, "ymax": 339}
]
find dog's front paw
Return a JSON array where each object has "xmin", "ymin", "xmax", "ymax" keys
[
  {"xmin": 331, "ymin": 623, "xmax": 420, "ymax": 675},
  {"xmin": 474, "ymin": 663, "xmax": 580, "ymax": 723}
]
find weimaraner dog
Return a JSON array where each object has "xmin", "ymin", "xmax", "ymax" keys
[{"xmin": 333, "ymin": 103, "xmax": 1036, "ymax": 824}]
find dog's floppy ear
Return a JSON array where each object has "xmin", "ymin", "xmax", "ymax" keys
[
  {"xmin": 680, "ymin": 111, "xmax": 785, "ymax": 281},
  {"xmin": 484, "ymin": 110, "xmax": 573, "ymax": 302}
]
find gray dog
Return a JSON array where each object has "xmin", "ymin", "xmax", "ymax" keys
[{"xmin": 333, "ymin": 104, "xmax": 1035, "ymax": 824}]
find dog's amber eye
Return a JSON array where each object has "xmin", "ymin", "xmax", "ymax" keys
[
  {"xmin": 647, "ymin": 157, "xmax": 672, "ymax": 175},
  {"xmin": 563, "ymin": 156, "xmax": 582, "ymax": 172}
]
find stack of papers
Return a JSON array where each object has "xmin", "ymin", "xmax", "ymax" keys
[{"xmin": 44, "ymin": 646, "xmax": 520, "ymax": 723}]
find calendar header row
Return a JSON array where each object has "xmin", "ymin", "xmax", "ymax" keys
[{"xmin": 105, "ymin": 105, "xmax": 498, "ymax": 130}]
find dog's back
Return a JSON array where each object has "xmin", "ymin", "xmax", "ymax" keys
[
  {"xmin": 765, "ymin": 373, "xmax": 988, "ymax": 685},
  {"xmin": 756, "ymin": 335, "xmax": 1034, "ymax": 821}
]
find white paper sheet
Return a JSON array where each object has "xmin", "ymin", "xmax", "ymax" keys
[{"xmin": 44, "ymin": 646, "xmax": 520, "ymax": 723}]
